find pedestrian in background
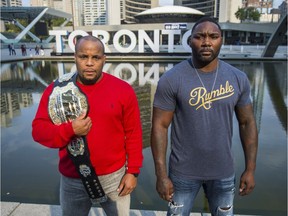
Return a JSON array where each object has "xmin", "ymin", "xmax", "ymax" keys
[
  {"xmin": 8, "ymin": 44, "xmax": 12, "ymax": 55},
  {"xmin": 11, "ymin": 43, "xmax": 16, "ymax": 55},
  {"xmin": 35, "ymin": 45, "xmax": 40, "ymax": 55},
  {"xmin": 21, "ymin": 44, "xmax": 27, "ymax": 56},
  {"xmin": 151, "ymin": 16, "xmax": 258, "ymax": 216}
]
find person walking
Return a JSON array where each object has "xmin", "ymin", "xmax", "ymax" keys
[
  {"xmin": 21, "ymin": 44, "xmax": 27, "ymax": 56},
  {"xmin": 32, "ymin": 35, "xmax": 143, "ymax": 216},
  {"xmin": 35, "ymin": 45, "xmax": 40, "ymax": 55},
  {"xmin": 151, "ymin": 17, "xmax": 258, "ymax": 216},
  {"xmin": 8, "ymin": 44, "xmax": 12, "ymax": 55},
  {"xmin": 11, "ymin": 43, "xmax": 16, "ymax": 55}
]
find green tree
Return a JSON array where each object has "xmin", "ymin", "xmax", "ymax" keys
[
  {"xmin": 247, "ymin": 7, "xmax": 261, "ymax": 21},
  {"xmin": 235, "ymin": 8, "xmax": 246, "ymax": 22},
  {"xmin": 4, "ymin": 19, "xmax": 29, "ymax": 33},
  {"xmin": 235, "ymin": 7, "xmax": 261, "ymax": 22}
]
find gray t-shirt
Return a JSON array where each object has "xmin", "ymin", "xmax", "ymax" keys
[{"xmin": 153, "ymin": 59, "xmax": 252, "ymax": 180}]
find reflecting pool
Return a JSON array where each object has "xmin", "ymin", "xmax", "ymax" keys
[{"xmin": 1, "ymin": 60, "xmax": 287, "ymax": 215}]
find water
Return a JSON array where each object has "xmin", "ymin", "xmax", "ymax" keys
[{"xmin": 1, "ymin": 59, "xmax": 287, "ymax": 215}]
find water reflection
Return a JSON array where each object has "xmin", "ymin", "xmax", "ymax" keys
[{"xmin": 1, "ymin": 60, "xmax": 287, "ymax": 215}]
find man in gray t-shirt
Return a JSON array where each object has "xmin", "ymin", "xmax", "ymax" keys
[{"xmin": 151, "ymin": 17, "xmax": 258, "ymax": 216}]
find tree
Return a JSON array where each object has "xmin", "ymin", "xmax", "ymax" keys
[
  {"xmin": 235, "ymin": 7, "xmax": 261, "ymax": 22},
  {"xmin": 235, "ymin": 8, "xmax": 246, "ymax": 22},
  {"xmin": 247, "ymin": 7, "xmax": 261, "ymax": 21}
]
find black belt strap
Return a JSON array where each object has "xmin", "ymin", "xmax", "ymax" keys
[
  {"xmin": 67, "ymin": 136, "xmax": 107, "ymax": 203},
  {"xmin": 48, "ymin": 72, "xmax": 107, "ymax": 203}
]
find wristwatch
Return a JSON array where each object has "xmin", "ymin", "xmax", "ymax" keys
[{"xmin": 132, "ymin": 173, "xmax": 139, "ymax": 177}]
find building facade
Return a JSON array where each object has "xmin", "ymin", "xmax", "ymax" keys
[
  {"xmin": 0, "ymin": 0, "xmax": 21, "ymax": 6},
  {"xmin": 124, "ymin": 0, "xmax": 159, "ymax": 23},
  {"xmin": 219, "ymin": 0, "xmax": 242, "ymax": 23},
  {"xmin": 174, "ymin": 0, "xmax": 217, "ymax": 17},
  {"xmin": 83, "ymin": 0, "xmax": 105, "ymax": 25}
]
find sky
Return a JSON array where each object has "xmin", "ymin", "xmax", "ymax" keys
[
  {"xmin": 159, "ymin": 0, "xmax": 173, "ymax": 6},
  {"xmin": 22, "ymin": 0, "xmax": 284, "ymax": 8},
  {"xmin": 22, "ymin": 0, "xmax": 29, "ymax": 6}
]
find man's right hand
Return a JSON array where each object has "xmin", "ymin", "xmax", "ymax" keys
[
  {"xmin": 156, "ymin": 176, "xmax": 174, "ymax": 202},
  {"xmin": 72, "ymin": 111, "xmax": 92, "ymax": 136}
]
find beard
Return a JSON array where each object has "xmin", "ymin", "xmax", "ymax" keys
[
  {"xmin": 193, "ymin": 49, "xmax": 220, "ymax": 65},
  {"xmin": 77, "ymin": 73, "xmax": 101, "ymax": 85}
]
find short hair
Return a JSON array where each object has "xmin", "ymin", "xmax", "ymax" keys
[
  {"xmin": 75, "ymin": 35, "xmax": 105, "ymax": 54},
  {"xmin": 191, "ymin": 16, "xmax": 222, "ymax": 35}
]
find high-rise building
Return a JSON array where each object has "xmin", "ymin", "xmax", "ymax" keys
[
  {"xmin": 219, "ymin": 0, "xmax": 242, "ymax": 23},
  {"xmin": 174, "ymin": 0, "xmax": 217, "ymax": 17},
  {"xmin": 30, "ymin": 0, "xmax": 53, "ymax": 7},
  {"xmin": 1, "ymin": 0, "xmax": 8, "ymax": 6},
  {"xmin": 29, "ymin": 0, "xmax": 122, "ymax": 26},
  {"xmin": 174, "ymin": 0, "xmax": 243, "ymax": 23},
  {"xmin": 1, "ymin": 0, "xmax": 22, "ymax": 6},
  {"xmin": 124, "ymin": 0, "xmax": 159, "ymax": 23},
  {"xmin": 83, "ymin": 0, "xmax": 105, "ymax": 25},
  {"xmin": 243, "ymin": 0, "xmax": 273, "ymax": 13},
  {"xmin": 53, "ymin": 0, "xmax": 72, "ymax": 14},
  {"xmin": 72, "ymin": 0, "xmax": 83, "ymax": 27},
  {"xmin": 106, "ymin": 0, "xmax": 120, "ymax": 25},
  {"xmin": 82, "ymin": 0, "xmax": 122, "ymax": 26}
]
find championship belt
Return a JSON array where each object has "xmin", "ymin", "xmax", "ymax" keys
[{"xmin": 48, "ymin": 72, "xmax": 107, "ymax": 203}]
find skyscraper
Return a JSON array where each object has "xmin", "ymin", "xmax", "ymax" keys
[
  {"xmin": 124, "ymin": 0, "xmax": 159, "ymax": 23},
  {"xmin": 1, "ymin": 0, "xmax": 22, "ymax": 6},
  {"xmin": 30, "ymin": 0, "xmax": 53, "ymax": 7},
  {"xmin": 106, "ymin": 0, "xmax": 121, "ymax": 25},
  {"xmin": 174, "ymin": 0, "xmax": 242, "ymax": 23},
  {"xmin": 174, "ymin": 0, "xmax": 217, "ymax": 17},
  {"xmin": 83, "ymin": 0, "xmax": 106, "ymax": 25}
]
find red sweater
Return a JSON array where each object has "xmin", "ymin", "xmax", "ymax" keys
[{"xmin": 32, "ymin": 72, "xmax": 143, "ymax": 178}]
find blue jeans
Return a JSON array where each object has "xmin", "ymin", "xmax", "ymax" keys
[
  {"xmin": 167, "ymin": 172, "xmax": 235, "ymax": 216},
  {"xmin": 60, "ymin": 166, "xmax": 130, "ymax": 216}
]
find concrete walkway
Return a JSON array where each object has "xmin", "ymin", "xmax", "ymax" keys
[{"xmin": 1, "ymin": 202, "xmax": 260, "ymax": 216}]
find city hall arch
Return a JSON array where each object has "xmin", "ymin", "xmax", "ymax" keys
[{"xmin": 0, "ymin": 6, "xmax": 72, "ymax": 44}]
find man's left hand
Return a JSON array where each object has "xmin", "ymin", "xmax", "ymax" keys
[{"xmin": 117, "ymin": 173, "xmax": 138, "ymax": 196}]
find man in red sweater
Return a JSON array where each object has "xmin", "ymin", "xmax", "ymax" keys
[{"xmin": 32, "ymin": 35, "xmax": 143, "ymax": 216}]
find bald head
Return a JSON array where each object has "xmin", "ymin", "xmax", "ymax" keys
[{"xmin": 75, "ymin": 35, "xmax": 105, "ymax": 54}]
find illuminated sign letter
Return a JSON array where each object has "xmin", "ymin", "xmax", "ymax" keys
[
  {"xmin": 162, "ymin": 30, "xmax": 181, "ymax": 53},
  {"xmin": 68, "ymin": 30, "xmax": 89, "ymax": 52},
  {"xmin": 49, "ymin": 30, "xmax": 68, "ymax": 53},
  {"xmin": 92, "ymin": 30, "xmax": 111, "ymax": 53},
  {"xmin": 138, "ymin": 30, "xmax": 159, "ymax": 53},
  {"xmin": 113, "ymin": 30, "xmax": 137, "ymax": 53},
  {"xmin": 182, "ymin": 30, "xmax": 192, "ymax": 52}
]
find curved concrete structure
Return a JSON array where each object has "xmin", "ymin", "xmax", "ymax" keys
[
  {"xmin": 136, "ymin": 5, "xmax": 204, "ymax": 16},
  {"xmin": 262, "ymin": 14, "xmax": 288, "ymax": 57},
  {"xmin": 135, "ymin": 5, "xmax": 204, "ymax": 23},
  {"xmin": 125, "ymin": 0, "xmax": 156, "ymax": 24},
  {"xmin": 0, "ymin": 6, "xmax": 72, "ymax": 44}
]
